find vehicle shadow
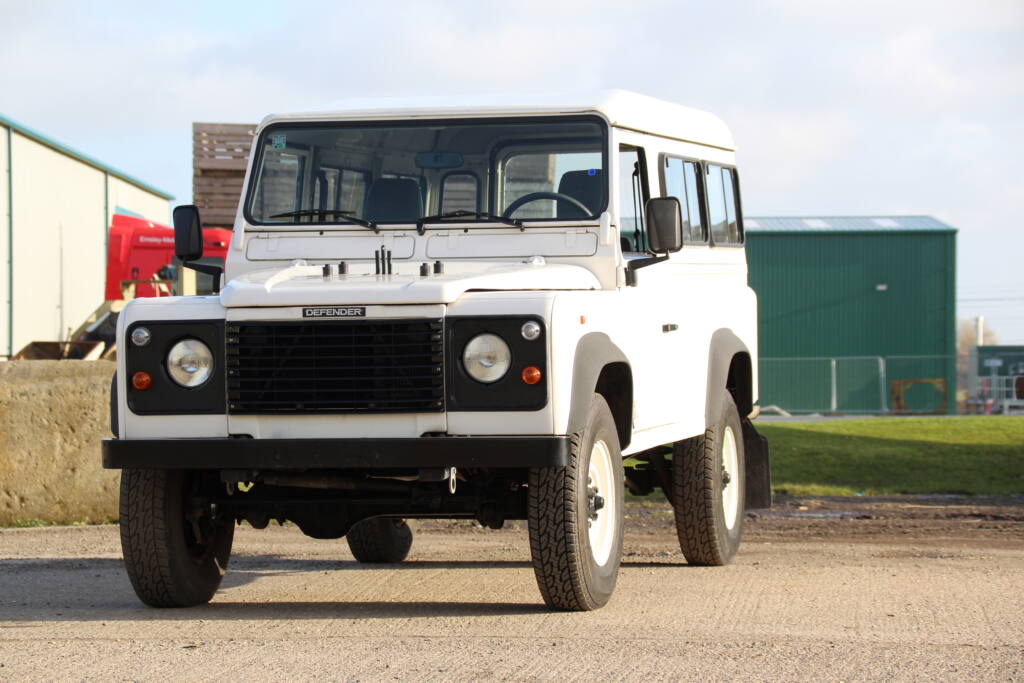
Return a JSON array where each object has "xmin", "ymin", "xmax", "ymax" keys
[{"xmin": 0, "ymin": 554, "xmax": 549, "ymax": 623}]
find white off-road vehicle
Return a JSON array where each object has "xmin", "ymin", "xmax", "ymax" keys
[{"xmin": 104, "ymin": 91, "xmax": 769, "ymax": 611}]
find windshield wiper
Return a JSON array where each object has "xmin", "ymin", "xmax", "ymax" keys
[
  {"xmin": 416, "ymin": 210, "xmax": 523, "ymax": 235},
  {"xmin": 268, "ymin": 209, "xmax": 379, "ymax": 234}
]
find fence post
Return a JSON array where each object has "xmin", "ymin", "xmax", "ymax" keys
[
  {"xmin": 830, "ymin": 358, "xmax": 838, "ymax": 413},
  {"xmin": 878, "ymin": 356, "xmax": 888, "ymax": 413}
]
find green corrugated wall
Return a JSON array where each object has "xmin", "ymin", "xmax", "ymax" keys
[{"xmin": 746, "ymin": 230, "xmax": 957, "ymax": 413}]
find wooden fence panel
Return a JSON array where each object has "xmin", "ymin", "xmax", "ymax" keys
[{"xmin": 193, "ymin": 122, "xmax": 256, "ymax": 228}]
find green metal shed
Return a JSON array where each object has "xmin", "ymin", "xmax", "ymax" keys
[{"xmin": 745, "ymin": 216, "xmax": 957, "ymax": 414}]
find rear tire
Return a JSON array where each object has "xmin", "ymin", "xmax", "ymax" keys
[
  {"xmin": 119, "ymin": 469, "xmax": 234, "ymax": 607},
  {"xmin": 346, "ymin": 518, "xmax": 413, "ymax": 563},
  {"xmin": 528, "ymin": 394, "xmax": 624, "ymax": 611},
  {"xmin": 672, "ymin": 392, "xmax": 745, "ymax": 566}
]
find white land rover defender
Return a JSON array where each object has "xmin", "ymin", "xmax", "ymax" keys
[{"xmin": 103, "ymin": 91, "xmax": 770, "ymax": 612}]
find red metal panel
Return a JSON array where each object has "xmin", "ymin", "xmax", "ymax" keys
[{"xmin": 105, "ymin": 213, "xmax": 230, "ymax": 300}]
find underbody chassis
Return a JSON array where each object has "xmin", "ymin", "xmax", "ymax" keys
[{"xmin": 103, "ymin": 436, "xmax": 570, "ymax": 537}]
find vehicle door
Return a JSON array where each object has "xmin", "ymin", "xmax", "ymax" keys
[{"xmin": 616, "ymin": 142, "xmax": 685, "ymax": 431}]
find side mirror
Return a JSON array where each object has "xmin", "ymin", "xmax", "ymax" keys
[
  {"xmin": 173, "ymin": 205, "xmax": 203, "ymax": 262},
  {"xmin": 645, "ymin": 197, "xmax": 683, "ymax": 253}
]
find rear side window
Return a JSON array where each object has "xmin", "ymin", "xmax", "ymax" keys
[
  {"xmin": 339, "ymin": 169, "xmax": 368, "ymax": 215},
  {"xmin": 663, "ymin": 157, "xmax": 705, "ymax": 244},
  {"xmin": 441, "ymin": 173, "xmax": 479, "ymax": 214},
  {"xmin": 705, "ymin": 164, "xmax": 742, "ymax": 245}
]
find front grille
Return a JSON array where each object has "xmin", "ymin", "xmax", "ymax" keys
[{"xmin": 226, "ymin": 319, "xmax": 444, "ymax": 414}]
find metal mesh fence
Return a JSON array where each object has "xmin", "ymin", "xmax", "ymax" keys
[{"xmin": 759, "ymin": 355, "xmax": 955, "ymax": 414}]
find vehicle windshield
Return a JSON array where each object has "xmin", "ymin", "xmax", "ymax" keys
[{"xmin": 245, "ymin": 117, "xmax": 607, "ymax": 227}]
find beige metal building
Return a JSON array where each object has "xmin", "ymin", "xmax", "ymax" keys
[{"xmin": 1, "ymin": 115, "xmax": 172, "ymax": 357}]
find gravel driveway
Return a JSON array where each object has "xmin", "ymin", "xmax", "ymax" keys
[{"xmin": 1, "ymin": 497, "xmax": 1021, "ymax": 681}]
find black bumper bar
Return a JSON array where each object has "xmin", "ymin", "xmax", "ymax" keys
[{"xmin": 102, "ymin": 436, "xmax": 570, "ymax": 470}]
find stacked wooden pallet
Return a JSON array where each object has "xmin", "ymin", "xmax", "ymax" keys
[{"xmin": 192, "ymin": 122, "xmax": 256, "ymax": 227}]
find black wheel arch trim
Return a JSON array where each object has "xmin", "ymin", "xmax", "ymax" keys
[
  {"xmin": 566, "ymin": 332, "xmax": 632, "ymax": 449},
  {"xmin": 705, "ymin": 328, "xmax": 753, "ymax": 426},
  {"xmin": 705, "ymin": 329, "xmax": 771, "ymax": 510},
  {"xmin": 109, "ymin": 372, "xmax": 118, "ymax": 438}
]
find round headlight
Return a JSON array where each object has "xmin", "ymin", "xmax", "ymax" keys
[
  {"xmin": 462, "ymin": 333, "xmax": 511, "ymax": 384},
  {"xmin": 166, "ymin": 339, "xmax": 214, "ymax": 388}
]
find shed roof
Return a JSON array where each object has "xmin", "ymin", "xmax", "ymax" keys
[
  {"xmin": 260, "ymin": 90, "xmax": 736, "ymax": 151},
  {"xmin": 0, "ymin": 113, "xmax": 173, "ymax": 200},
  {"xmin": 745, "ymin": 215, "xmax": 956, "ymax": 233}
]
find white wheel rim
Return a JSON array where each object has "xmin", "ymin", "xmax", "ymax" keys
[
  {"xmin": 722, "ymin": 426, "xmax": 740, "ymax": 530},
  {"xmin": 587, "ymin": 439, "xmax": 616, "ymax": 566}
]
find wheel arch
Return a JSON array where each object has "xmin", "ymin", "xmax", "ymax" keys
[
  {"xmin": 706, "ymin": 328, "xmax": 753, "ymax": 427},
  {"xmin": 566, "ymin": 333, "xmax": 633, "ymax": 450}
]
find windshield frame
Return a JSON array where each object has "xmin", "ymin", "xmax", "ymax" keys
[{"xmin": 242, "ymin": 115, "xmax": 610, "ymax": 230}]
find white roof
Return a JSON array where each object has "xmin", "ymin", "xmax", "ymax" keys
[{"xmin": 259, "ymin": 90, "xmax": 735, "ymax": 151}]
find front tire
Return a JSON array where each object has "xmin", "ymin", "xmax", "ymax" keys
[
  {"xmin": 119, "ymin": 469, "xmax": 234, "ymax": 607},
  {"xmin": 672, "ymin": 392, "xmax": 745, "ymax": 565},
  {"xmin": 346, "ymin": 518, "xmax": 413, "ymax": 563},
  {"xmin": 528, "ymin": 394, "xmax": 624, "ymax": 611}
]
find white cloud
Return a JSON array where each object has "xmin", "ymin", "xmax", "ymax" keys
[
  {"xmin": 852, "ymin": 28, "xmax": 963, "ymax": 112},
  {"xmin": 732, "ymin": 110, "xmax": 858, "ymax": 205}
]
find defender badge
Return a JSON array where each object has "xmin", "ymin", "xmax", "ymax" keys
[{"xmin": 302, "ymin": 306, "xmax": 367, "ymax": 318}]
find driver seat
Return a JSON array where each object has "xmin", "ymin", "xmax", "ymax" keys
[{"xmin": 556, "ymin": 170, "xmax": 603, "ymax": 219}]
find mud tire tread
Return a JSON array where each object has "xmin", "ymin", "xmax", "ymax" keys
[
  {"xmin": 528, "ymin": 394, "xmax": 623, "ymax": 612},
  {"xmin": 672, "ymin": 393, "xmax": 744, "ymax": 566},
  {"xmin": 119, "ymin": 469, "xmax": 232, "ymax": 608},
  {"xmin": 528, "ymin": 432, "xmax": 592, "ymax": 611}
]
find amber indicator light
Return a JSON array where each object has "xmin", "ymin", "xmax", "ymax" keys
[
  {"xmin": 521, "ymin": 366, "xmax": 542, "ymax": 385},
  {"xmin": 132, "ymin": 371, "xmax": 152, "ymax": 390}
]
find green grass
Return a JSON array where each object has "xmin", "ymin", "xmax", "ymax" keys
[
  {"xmin": 8, "ymin": 518, "xmax": 52, "ymax": 528},
  {"xmin": 760, "ymin": 417, "xmax": 1024, "ymax": 496}
]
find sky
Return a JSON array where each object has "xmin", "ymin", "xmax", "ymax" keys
[{"xmin": 2, "ymin": 0, "xmax": 1022, "ymax": 341}]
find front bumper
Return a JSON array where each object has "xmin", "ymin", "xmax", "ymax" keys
[{"xmin": 102, "ymin": 436, "xmax": 570, "ymax": 470}]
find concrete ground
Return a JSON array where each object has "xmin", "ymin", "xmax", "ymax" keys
[{"xmin": 1, "ymin": 497, "xmax": 1022, "ymax": 681}]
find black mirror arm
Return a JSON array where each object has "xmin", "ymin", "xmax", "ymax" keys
[
  {"xmin": 183, "ymin": 261, "xmax": 222, "ymax": 278},
  {"xmin": 182, "ymin": 261, "xmax": 224, "ymax": 294},
  {"xmin": 624, "ymin": 254, "xmax": 669, "ymax": 286}
]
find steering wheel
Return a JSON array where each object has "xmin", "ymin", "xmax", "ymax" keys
[{"xmin": 502, "ymin": 191, "xmax": 591, "ymax": 218}]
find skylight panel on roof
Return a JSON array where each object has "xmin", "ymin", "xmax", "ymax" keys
[
  {"xmin": 872, "ymin": 218, "xmax": 901, "ymax": 228},
  {"xmin": 802, "ymin": 218, "xmax": 830, "ymax": 228}
]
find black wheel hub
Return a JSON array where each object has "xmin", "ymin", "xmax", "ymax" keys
[{"xmin": 587, "ymin": 485, "xmax": 605, "ymax": 521}]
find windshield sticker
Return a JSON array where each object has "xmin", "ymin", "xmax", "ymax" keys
[{"xmin": 270, "ymin": 134, "xmax": 287, "ymax": 149}]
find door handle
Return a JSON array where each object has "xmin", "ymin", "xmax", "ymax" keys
[{"xmin": 662, "ymin": 324, "xmax": 678, "ymax": 333}]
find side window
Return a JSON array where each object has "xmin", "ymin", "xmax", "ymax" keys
[
  {"xmin": 706, "ymin": 164, "xmax": 728, "ymax": 244},
  {"xmin": 251, "ymin": 149, "xmax": 307, "ymax": 218},
  {"xmin": 706, "ymin": 164, "xmax": 742, "ymax": 245},
  {"xmin": 721, "ymin": 167, "xmax": 741, "ymax": 244},
  {"xmin": 313, "ymin": 167, "xmax": 339, "ymax": 211},
  {"xmin": 441, "ymin": 173, "xmax": 479, "ymax": 214},
  {"xmin": 662, "ymin": 156, "xmax": 705, "ymax": 244},
  {"xmin": 339, "ymin": 169, "xmax": 368, "ymax": 216},
  {"xmin": 619, "ymin": 145, "xmax": 647, "ymax": 251}
]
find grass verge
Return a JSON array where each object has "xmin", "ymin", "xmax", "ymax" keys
[
  {"xmin": 760, "ymin": 416, "xmax": 1024, "ymax": 496},
  {"xmin": 3, "ymin": 517, "xmax": 112, "ymax": 529}
]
